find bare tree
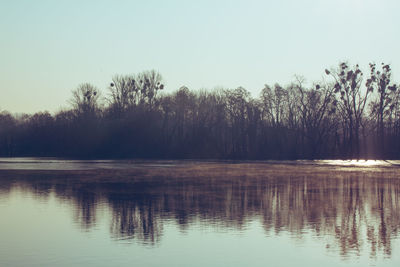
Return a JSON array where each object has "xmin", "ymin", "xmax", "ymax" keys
[
  {"xmin": 260, "ymin": 84, "xmax": 287, "ymax": 127},
  {"xmin": 225, "ymin": 87, "xmax": 251, "ymax": 157},
  {"xmin": 295, "ymin": 78, "xmax": 337, "ymax": 158},
  {"xmin": 70, "ymin": 83, "xmax": 101, "ymax": 118},
  {"xmin": 368, "ymin": 63, "xmax": 398, "ymax": 157},
  {"xmin": 109, "ymin": 70, "xmax": 164, "ymax": 114},
  {"xmin": 325, "ymin": 63, "xmax": 371, "ymax": 158}
]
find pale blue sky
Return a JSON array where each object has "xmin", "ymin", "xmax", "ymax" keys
[{"xmin": 1, "ymin": 0, "xmax": 399, "ymax": 113}]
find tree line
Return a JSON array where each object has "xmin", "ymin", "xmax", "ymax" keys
[{"xmin": 0, "ymin": 63, "xmax": 399, "ymax": 159}]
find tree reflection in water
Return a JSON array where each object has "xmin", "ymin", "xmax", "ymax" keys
[{"xmin": 0, "ymin": 164, "xmax": 399, "ymax": 257}]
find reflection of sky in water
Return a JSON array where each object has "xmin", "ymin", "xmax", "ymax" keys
[
  {"xmin": 1, "ymin": 162, "xmax": 400, "ymax": 266},
  {"xmin": 0, "ymin": 189, "xmax": 399, "ymax": 267}
]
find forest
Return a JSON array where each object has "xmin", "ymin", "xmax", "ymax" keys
[{"xmin": 0, "ymin": 62, "xmax": 399, "ymax": 159}]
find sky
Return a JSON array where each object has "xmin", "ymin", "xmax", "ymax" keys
[{"xmin": 1, "ymin": 0, "xmax": 399, "ymax": 114}]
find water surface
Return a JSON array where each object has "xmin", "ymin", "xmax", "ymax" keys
[{"xmin": 1, "ymin": 160, "xmax": 400, "ymax": 266}]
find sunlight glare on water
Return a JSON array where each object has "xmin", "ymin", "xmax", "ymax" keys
[{"xmin": 319, "ymin": 159, "xmax": 393, "ymax": 167}]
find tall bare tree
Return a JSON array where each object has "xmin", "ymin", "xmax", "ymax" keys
[
  {"xmin": 295, "ymin": 78, "xmax": 337, "ymax": 158},
  {"xmin": 70, "ymin": 83, "xmax": 101, "ymax": 118},
  {"xmin": 109, "ymin": 70, "xmax": 164, "ymax": 115},
  {"xmin": 368, "ymin": 63, "xmax": 398, "ymax": 157},
  {"xmin": 325, "ymin": 63, "xmax": 372, "ymax": 158}
]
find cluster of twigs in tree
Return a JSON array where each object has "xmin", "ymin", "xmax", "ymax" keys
[{"xmin": 0, "ymin": 64, "xmax": 399, "ymax": 159}]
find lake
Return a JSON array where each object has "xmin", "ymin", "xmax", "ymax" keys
[{"xmin": 1, "ymin": 158, "xmax": 400, "ymax": 266}]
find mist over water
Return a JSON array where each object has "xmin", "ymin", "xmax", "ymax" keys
[
  {"xmin": 0, "ymin": 157, "xmax": 400, "ymax": 170},
  {"xmin": 1, "ymin": 160, "xmax": 400, "ymax": 266}
]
